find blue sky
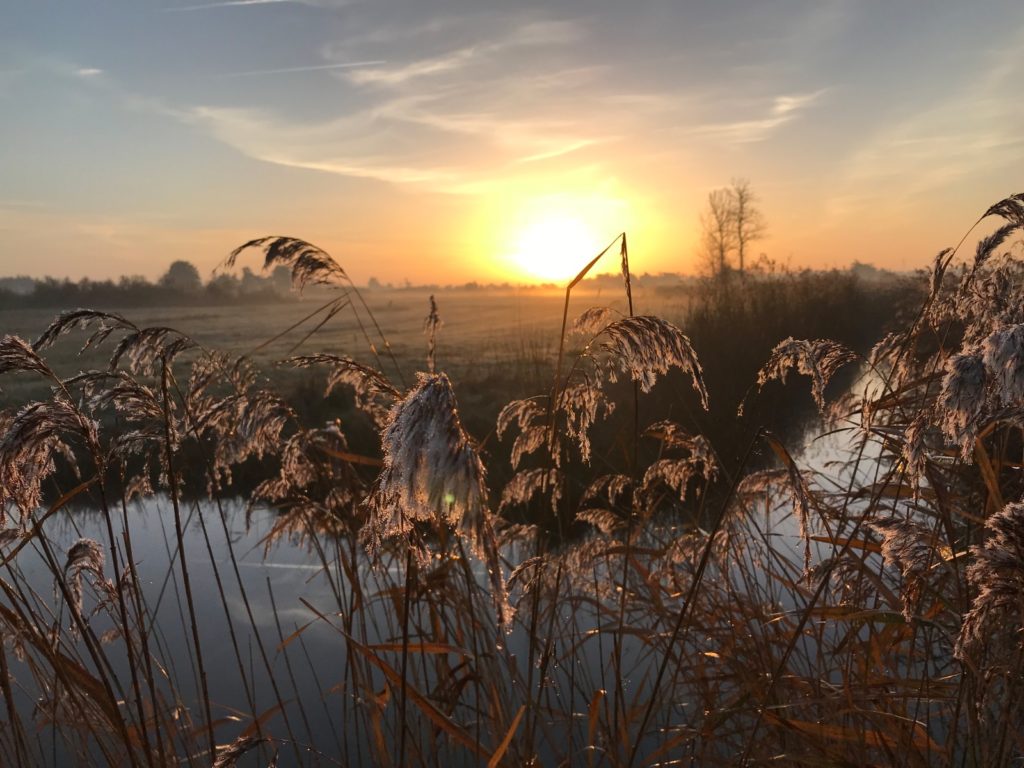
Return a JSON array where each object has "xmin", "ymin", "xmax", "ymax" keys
[{"xmin": 2, "ymin": 1, "xmax": 1022, "ymax": 283}]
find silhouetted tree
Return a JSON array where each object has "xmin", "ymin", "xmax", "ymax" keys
[
  {"xmin": 700, "ymin": 188, "xmax": 736, "ymax": 277},
  {"xmin": 159, "ymin": 260, "xmax": 202, "ymax": 293},
  {"xmin": 730, "ymin": 178, "xmax": 766, "ymax": 274},
  {"xmin": 699, "ymin": 180, "xmax": 766, "ymax": 276}
]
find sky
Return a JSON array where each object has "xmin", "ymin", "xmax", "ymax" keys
[{"xmin": 1, "ymin": 0, "xmax": 1023, "ymax": 285}]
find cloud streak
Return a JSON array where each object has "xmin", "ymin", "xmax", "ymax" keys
[
  {"xmin": 161, "ymin": 0, "xmax": 302, "ymax": 12},
  {"xmin": 689, "ymin": 90, "xmax": 827, "ymax": 144},
  {"xmin": 219, "ymin": 60, "xmax": 385, "ymax": 78}
]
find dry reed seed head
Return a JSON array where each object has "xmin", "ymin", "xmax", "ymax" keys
[
  {"xmin": 572, "ymin": 306, "xmax": 621, "ymax": 337},
  {"xmin": 85, "ymin": 372, "xmax": 164, "ymax": 422},
  {"xmin": 253, "ymin": 426, "xmax": 363, "ymax": 519},
  {"xmin": 983, "ymin": 192, "xmax": 1024, "ymax": 225},
  {"xmin": 929, "ymin": 248, "xmax": 954, "ymax": 301},
  {"xmin": 494, "ymin": 521, "xmax": 538, "ymax": 548},
  {"xmin": 62, "ymin": 537, "xmax": 105, "ymax": 633},
  {"xmin": 582, "ymin": 473, "xmax": 633, "ymax": 508},
  {"xmin": 499, "ymin": 468, "xmax": 562, "ymax": 516},
  {"xmin": 757, "ymin": 337, "xmax": 857, "ymax": 413},
  {"xmin": 982, "ymin": 324, "xmax": 1024, "ymax": 406},
  {"xmin": 599, "ymin": 316, "xmax": 709, "ymax": 407},
  {"xmin": 643, "ymin": 420, "xmax": 695, "ymax": 450},
  {"xmin": 901, "ymin": 414, "xmax": 931, "ymax": 486},
  {"xmin": 509, "ymin": 425, "xmax": 547, "ymax": 470},
  {"xmin": 109, "ymin": 327, "xmax": 195, "ymax": 375},
  {"xmin": 956, "ymin": 502, "xmax": 1024, "ymax": 661},
  {"xmin": 496, "ymin": 397, "xmax": 545, "ymax": 440},
  {"xmin": 323, "ymin": 364, "xmax": 394, "ymax": 426},
  {"xmin": 507, "ymin": 555, "xmax": 545, "ymax": 593},
  {"xmin": 0, "ymin": 335, "xmax": 54, "ymax": 381},
  {"xmin": 973, "ymin": 222, "xmax": 1020, "ymax": 275},
  {"xmin": 640, "ymin": 459, "xmax": 697, "ymax": 505},
  {"xmin": 225, "ymin": 236, "xmax": 348, "ymax": 292},
  {"xmin": 562, "ymin": 538, "xmax": 620, "ymax": 595},
  {"xmin": 576, "ymin": 507, "xmax": 624, "ymax": 535},
  {"xmin": 557, "ymin": 381, "xmax": 615, "ymax": 464},
  {"xmin": 938, "ymin": 351, "xmax": 987, "ymax": 459},
  {"xmin": 0, "ymin": 400, "xmax": 95, "ymax": 513},
  {"xmin": 869, "ymin": 518, "xmax": 944, "ymax": 623},
  {"xmin": 736, "ymin": 468, "xmax": 792, "ymax": 498},
  {"xmin": 372, "ymin": 372, "xmax": 487, "ymax": 525},
  {"xmin": 33, "ymin": 308, "xmax": 136, "ymax": 353},
  {"xmin": 496, "ymin": 397, "xmax": 549, "ymax": 468},
  {"xmin": 366, "ymin": 372, "xmax": 513, "ymax": 625},
  {"xmin": 955, "ymin": 260, "xmax": 1024, "ymax": 339},
  {"xmin": 868, "ymin": 330, "xmax": 915, "ymax": 384}
]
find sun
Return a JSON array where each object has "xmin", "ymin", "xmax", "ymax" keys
[{"xmin": 510, "ymin": 214, "xmax": 606, "ymax": 283}]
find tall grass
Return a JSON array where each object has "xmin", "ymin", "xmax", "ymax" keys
[{"xmin": 0, "ymin": 193, "xmax": 1022, "ymax": 765}]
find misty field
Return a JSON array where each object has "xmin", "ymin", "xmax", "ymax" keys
[{"xmin": 1, "ymin": 194, "xmax": 1024, "ymax": 767}]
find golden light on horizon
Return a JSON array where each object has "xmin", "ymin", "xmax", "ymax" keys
[
  {"xmin": 511, "ymin": 214, "xmax": 605, "ymax": 282},
  {"xmin": 481, "ymin": 190, "xmax": 635, "ymax": 283}
]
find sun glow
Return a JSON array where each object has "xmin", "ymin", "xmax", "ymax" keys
[
  {"xmin": 511, "ymin": 214, "xmax": 607, "ymax": 282},
  {"xmin": 486, "ymin": 191, "xmax": 634, "ymax": 283}
]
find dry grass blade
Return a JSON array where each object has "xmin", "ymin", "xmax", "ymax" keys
[
  {"xmin": 487, "ymin": 706, "xmax": 525, "ymax": 768},
  {"xmin": 344, "ymin": 631, "xmax": 492, "ymax": 760}
]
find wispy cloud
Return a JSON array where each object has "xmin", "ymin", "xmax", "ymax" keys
[
  {"xmin": 219, "ymin": 60, "xmax": 385, "ymax": 78},
  {"xmin": 172, "ymin": 15, "xmax": 615, "ymax": 191},
  {"xmin": 75, "ymin": 67, "xmax": 103, "ymax": 77},
  {"xmin": 690, "ymin": 89, "xmax": 827, "ymax": 144},
  {"xmin": 162, "ymin": 0, "xmax": 302, "ymax": 12}
]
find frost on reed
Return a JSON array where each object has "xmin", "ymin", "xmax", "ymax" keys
[
  {"xmin": 34, "ymin": 309, "xmax": 195, "ymax": 376},
  {"xmin": 33, "ymin": 309, "xmax": 135, "ymax": 355},
  {"xmin": 365, "ymin": 372, "xmax": 511, "ymax": 625},
  {"xmin": 496, "ymin": 398, "xmax": 546, "ymax": 469},
  {"xmin": 500, "ymin": 468, "xmax": 562, "ymax": 516},
  {"xmin": 556, "ymin": 381, "xmax": 614, "ymax": 464},
  {"xmin": 938, "ymin": 351, "xmax": 987, "ymax": 459},
  {"xmin": 757, "ymin": 337, "xmax": 857, "ymax": 413},
  {"xmin": 981, "ymin": 324, "xmax": 1024, "ymax": 406},
  {"xmin": 956, "ymin": 502, "xmax": 1024, "ymax": 662},
  {"xmin": 62, "ymin": 538, "xmax": 105, "ymax": 636},
  {"xmin": 639, "ymin": 422, "xmax": 717, "ymax": 505},
  {"xmin": 0, "ymin": 400, "xmax": 94, "ymax": 514},
  {"xmin": 285, "ymin": 354, "xmax": 400, "ymax": 427},
  {"xmin": 0, "ymin": 335, "xmax": 53, "ymax": 379},
  {"xmin": 870, "ymin": 518, "xmax": 944, "ymax": 623},
  {"xmin": 571, "ymin": 306, "xmax": 621, "ymax": 337},
  {"xmin": 598, "ymin": 316, "xmax": 709, "ymax": 407}
]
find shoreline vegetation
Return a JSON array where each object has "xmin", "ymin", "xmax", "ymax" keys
[{"xmin": 1, "ymin": 193, "xmax": 1023, "ymax": 765}]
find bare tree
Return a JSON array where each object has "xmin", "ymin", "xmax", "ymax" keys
[
  {"xmin": 730, "ymin": 178, "xmax": 766, "ymax": 274},
  {"xmin": 699, "ymin": 180, "xmax": 767, "ymax": 276},
  {"xmin": 700, "ymin": 188, "xmax": 736, "ymax": 277}
]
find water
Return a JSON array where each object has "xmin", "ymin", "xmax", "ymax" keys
[{"xmin": 4, "ymin": 499, "xmax": 358, "ymax": 766}]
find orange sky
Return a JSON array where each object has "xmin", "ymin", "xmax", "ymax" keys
[{"xmin": 2, "ymin": 2, "xmax": 1022, "ymax": 284}]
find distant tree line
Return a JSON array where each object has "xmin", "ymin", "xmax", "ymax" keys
[{"xmin": 0, "ymin": 261, "xmax": 297, "ymax": 309}]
